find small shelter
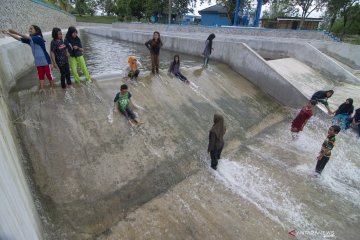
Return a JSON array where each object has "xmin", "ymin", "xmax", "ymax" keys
[
  {"xmin": 261, "ymin": 17, "xmax": 323, "ymax": 30},
  {"xmin": 198, "ymin": 4, "xmax": 230, "ymax": 26}
]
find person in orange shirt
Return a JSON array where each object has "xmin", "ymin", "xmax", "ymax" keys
[{"xmin": 127, "ymin": 56, "xmax": 141, "ymax": 80}]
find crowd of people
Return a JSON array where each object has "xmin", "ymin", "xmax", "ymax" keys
[{"xmin": 1, "ymin": 25, "xmax": 358, "ymax": 174}]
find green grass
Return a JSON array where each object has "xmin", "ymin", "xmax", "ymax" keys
[
  {"xmin": 38, "ymin": 0, "xmax": 63, "ymax": 10},
  {"xmin": 76, "ymin": 16, "xmax": 118, "ymax": 24}
]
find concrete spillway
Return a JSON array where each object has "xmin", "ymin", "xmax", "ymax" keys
[{"xmin": 1, "ymin": 28, "xmax": 360, "ymax": 239}]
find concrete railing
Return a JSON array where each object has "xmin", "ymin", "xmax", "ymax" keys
[
  {"xmin": 112, "ymin": 22, "xmax": 328, "ymax": 41},
  {"xmin": 310, "ymin": 41, "xmax": 360, "ymax": 70},
  {"xmin": 83, "ymin": 28, "xmax": 308, "ymax": 107},
  {"xmin": 243, "ymin": 39, "xmax": 360, "ymax": 84}
]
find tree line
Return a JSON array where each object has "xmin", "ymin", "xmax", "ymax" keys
[{"xmin": 46, "ymin": 0, "xmax": 359, "ymax": 38}]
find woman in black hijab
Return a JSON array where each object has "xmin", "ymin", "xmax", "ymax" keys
[
  {"xmin": 332, "ymin": 98, "xmax": 354, "ymax": 129},
  {"xmin": 208, "ymin": 114, "xmax": 226, "ymax": 170}
]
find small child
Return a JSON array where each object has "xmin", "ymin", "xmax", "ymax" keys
[
  {"xmin": 311, "ymin": 90, "xmax": 334, "ymax": 115},
  {"xmin": 2, "ymin": 26, "xmax": 54, "ymax": 92},
  {"xmin": 315, "ymin": 125, "xmax": 341, "ymax": 175},
  {"xmin": 127, "ymin": 56, "xmax": 141, "ymax": 80},
  {"xmin": 291, "ymin": 100, "xmax": 316, "ymax": 133},
  {"xmin": 50, "ymin": 28, "xmax": 72, "ymax": 89},
  {"xmin": 202, "ymin": 33, "xmax": 215, "ymax": 68},
  {"xmin": 168, "ymin": 55, "xmax": 189, "ymax": 84},
  {"xmin": 113, "ymin": 84, "xmax": 143, "ymax": 127}
]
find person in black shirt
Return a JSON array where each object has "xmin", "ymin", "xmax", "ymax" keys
[
  {"xmin": 208, "ymin": 114, "xmax": 226, "ymax": 170},
  {"xmin": 311, "ymin": 90, "xmax": 334, "ymax": 114},
  {"xmin": 332, "ymin": 98, "xmax": 354, "ymax": 129},
  {"xmin": 50, "ymin": 28, "xmax": 72, "ymax": 89},
  {"xmin": 145, "ymin": 31, "xmax": 163, "ymax": 75}
]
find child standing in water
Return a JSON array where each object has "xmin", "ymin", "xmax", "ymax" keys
[
  {"xmin": 168, "ymin": 55, "xmax": 189, "ymax": 84},
  {"xmin": 311, "ymin": 90, "xmax": 334, "ymax": 114},
  {"xmin": 127, "ymin": 56, "xmax": 141, "ymax": 80},
  {"xmin": 145, "ymin": 31, "xmax": 163, "ymax": 75},
  {"xmin": 202, "ymin": 33, "xmax": 216, "ymax": 68},
  {"xmin": 315, "ymin": 125, "xmax": 341, "ymax": 175},
  {"xmin": 2, "ymin": 26, "xmax": 54, "ymax": 92},
  {"xmin": 64, "ymin": 26, "xmax": 91, "ymax": 84},
  {"xmin": 50, "ymin": 28, "xmax": 72, "ymax": 89},
  {"xmin": 291, "ymin": 100, "xmax": 316, "ymax": 134},
  {"xmin": 208, "ymin": 114, "xmax": 226, "ymax": 170},
  {"xmin": 113, "ymin": 84, "xmax": 143, "ymax": 127}
]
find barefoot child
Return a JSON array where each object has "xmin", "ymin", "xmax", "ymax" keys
[
  {"xmin": 113, "ymin": 84, "xmax": 143, "ymax": 127},
  {"xmin": 64, "ymin": 26, "xmax": 91, "ymax": 83},
  {"xmin": 50, "ymin": 28, "xmax": 72, "ymax": 89},
  {"xmin": 145, "ymin": 31, "xmax": 163, "ymax": 75},
  {"xmin": 2, "ymin": 26, "xmax": 54, "ymax": 92},
  {"xmin": 291, "ymin": 100, "xmax": 316, "ymax": 133},
  {"xmin": 311, "ymin": 90, "xmax": 334, "ymax": 115},
  {"xmin": 168, "ymin": 55, "xmax": 189, "ymax": 84},
  {"xmin": 127, "ymin": 56, "xmax": 141, "ymax": 80},
  {"xmin": 208, "ymin": 114, "xmax": 226, "ymax": 170},
  {"xmin": 315, "ymin": 125, "xmax": 341, "ymax": 175},
  {"xmin": 203, "ymin": 33, "xmax": 215, "ymax": 68}
]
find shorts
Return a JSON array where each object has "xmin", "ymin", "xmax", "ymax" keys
[{"xmin": 36, "ymin": 65, "xmax": 53, "ymax": 82}]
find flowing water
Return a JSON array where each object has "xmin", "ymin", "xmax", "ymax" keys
[{"xmin": 5, "ymin": 30, "xmax": 360, "ymax": 239}]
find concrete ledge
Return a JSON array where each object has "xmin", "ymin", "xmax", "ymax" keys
[
  {"xmin": 112, "ymin": 22, "xmax": 328, "ymax": 40},
  {"xmin": 310, "ymin": 41, "xmax": 360, "ymax": 69}
]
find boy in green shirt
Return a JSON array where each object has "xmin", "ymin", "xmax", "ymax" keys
[
  {"xmin": 113, "ymin": 84, "xmax": 143, "ymax": 127},
  {"xmin": 315, "ymin": 125, "xmax": 341, "ymax": 174}
]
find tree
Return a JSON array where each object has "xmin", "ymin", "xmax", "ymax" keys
[
  {"xmin": 75, "ymin": 0, "xmax": 88, "ymax": 16},
  {"xmin": 102, "ymin": 0, "xmax": 116, "ymax": 16},
  {"xmin": 324, "ymin": 0, "xmax": 360, "ymax": 36},
  {"xmin": 265, "ymin": 0, "xmax": 299, "ymax": 19},
  {"xmin": 295, "ymin": 0, "xmax": 327, "ymax": 29},
  {"xmin": 128, "ymin": 0, "xmax": 145, "ymax": 21}
]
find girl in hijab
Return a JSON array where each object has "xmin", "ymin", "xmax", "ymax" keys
[
  {"xmin": 127, "ymin": 56, "xmax": 141, "ymax": 80},
  {"xmin": 64, "ymin": 26, "xmax": 91, "ymax": 83},
  {"xmin": 332, "ymin": 98, "xmax": 354, "ymax": 129},
  {"xmin": 208, "ymin": 114, "xmax": 226, "ymax": 170},
  {"xmin": 202, "ymin": 33, "xmax": 215, "ymax": 68}
]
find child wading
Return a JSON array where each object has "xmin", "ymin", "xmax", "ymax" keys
[
  {"xmin": 65, "ymin": 26, "xmax": 91, "ymax": 83},
  {"xmin": 113, "ymin": 84, "xmax": 143, "ymax": 127},
  {"xmin": 2, "ymin": 26, "xmax": 54, "ymax": 92},
  {"xmin": 332, "ymin": 98, "xmax": 354, "ymax": 129},
  {"xmin": 311, "ymin": 90, "xmax": 334, "ymax": 114},
  {"xmin": 145, "ymin": 31, "xmax": 163, "ymax": 75},
  {"xmin": 202, "ymin": 33, "xmax": 215, "ymax": 68},
  {"xmin": 315, "ymin": 125, "xmax": 341, "ymax": 175},
  {"xmin": 168, "ymin": 55, "xmax": 189, "ymax": 84},
  {"xmin": 291, "ymin": 100, "xmax": 316, "ymax": 134},
  {"xmin": 347, "ymin": 108, "xmax": 360, "ymax": 137},
  {"xmin": 50, "ymin": 28, "xmax": 72, "ymax": 89},
  {"xmin": 208, "ymin": 114, "xmax": 226, "ymax": 170},
  {"xmin": 127, "ymin": 56, "xmax": 141, "ymax": 80}
]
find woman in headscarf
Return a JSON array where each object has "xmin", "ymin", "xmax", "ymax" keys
[
  {"xmin": 332, "ymin": 98, "xmax": 354, "ymax": 129},
  {"xmin": 208, "ymin": 114, "xmax": 226, "ymax": 170},
  {"xmin": 202, "ymin": 33, "xmax": 216, "ymax": 68}
]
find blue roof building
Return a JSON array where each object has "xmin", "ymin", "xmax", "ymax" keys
[{"xmin": 198, "ymin": 4, "xmax": 230, "ymax": 26}]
